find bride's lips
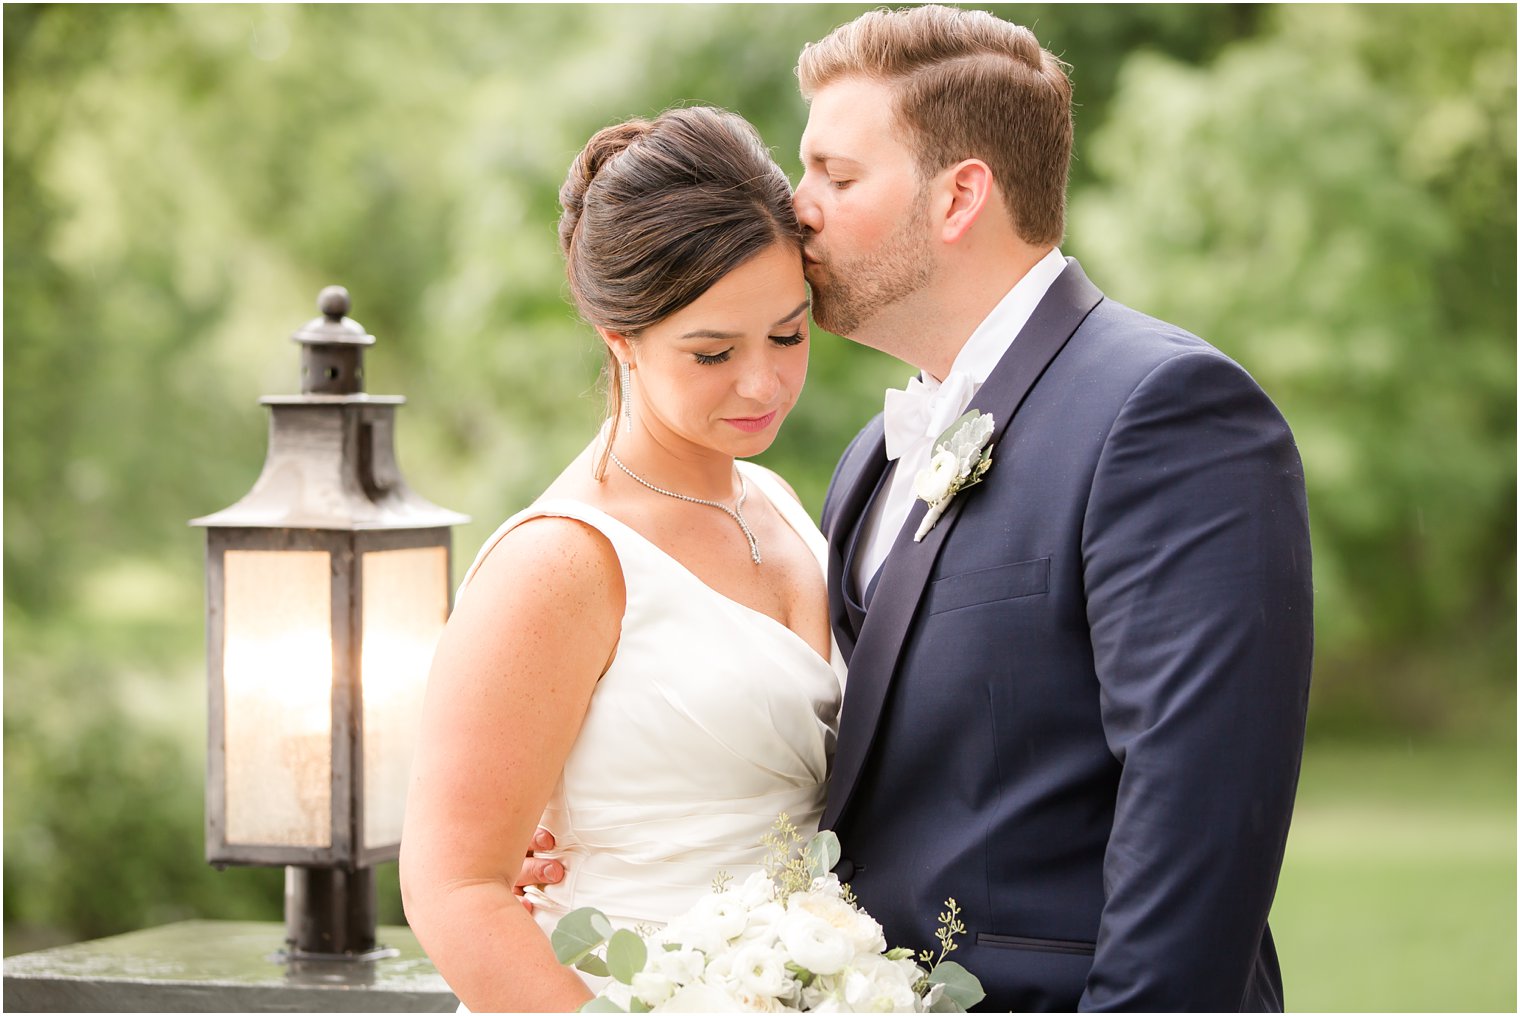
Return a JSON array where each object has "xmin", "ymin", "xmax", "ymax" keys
[{"xmin": 725, "ymin": 411, "xmax": 778, "ymax": 434}]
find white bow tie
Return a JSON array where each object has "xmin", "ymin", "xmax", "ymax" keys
[{"xmin": 882, "ymin": 370, "xmax": 976, "ymax": 461}]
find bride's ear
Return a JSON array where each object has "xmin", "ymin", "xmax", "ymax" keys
[{"xmin": 597, "ymin": 327, "xmax": 635, "ymax": 367}]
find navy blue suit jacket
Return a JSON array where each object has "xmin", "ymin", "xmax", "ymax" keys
[{"xmin": 821, "ymin": 260, "xmax": 1312, "ymax": 1012}]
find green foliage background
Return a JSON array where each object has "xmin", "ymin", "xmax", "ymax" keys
[{"xmin": 4, "ymin": 4, "xmax": 1514, "ymax": 1008}]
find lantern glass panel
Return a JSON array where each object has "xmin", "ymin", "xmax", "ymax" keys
[
  {"xmin": 223, "ymin": 549, "xmax": 334, "ymax": 848},
  {"xmin": 360, "ymin": 545, "xmax": 448, "ymax": 849}
]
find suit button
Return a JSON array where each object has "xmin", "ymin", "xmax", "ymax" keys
[{"xmin": 835, "ymin": 858, "xmax": 856, "ymax": 881}]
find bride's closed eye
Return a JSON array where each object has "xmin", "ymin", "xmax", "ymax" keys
[{"xmin": 693, "ymin": 330, "xmax": 806, "ymax": 365}]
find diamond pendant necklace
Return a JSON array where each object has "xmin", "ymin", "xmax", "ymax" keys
[{"xmin": 609, "ymin": 452, "xmax": 762, "ymax": 564}]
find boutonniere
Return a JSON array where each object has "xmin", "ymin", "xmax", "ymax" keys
[{"xmin": 913, "ymin": 410, "xmax": 995, "ymax": 541}]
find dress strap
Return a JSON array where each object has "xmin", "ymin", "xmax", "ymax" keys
[{"xmin": 456, "ymin": 498, "xmax": 646, "ymax": 604}]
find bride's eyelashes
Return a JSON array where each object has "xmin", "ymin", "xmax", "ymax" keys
[{"xmin": 692, "ymin": 330, "xmax": 807, "ymax": 366}]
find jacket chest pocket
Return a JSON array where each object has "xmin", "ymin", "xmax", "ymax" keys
[{"xmin": 926, "ymin": 557, "xmax": 1050, "ymax": 616}]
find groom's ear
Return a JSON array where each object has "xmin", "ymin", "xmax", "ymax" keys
[{"xmin": 938, "ymin": 158, "xmax": 995, "ymax": 245}]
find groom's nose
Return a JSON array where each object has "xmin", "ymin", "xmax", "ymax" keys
[{"xmin": 792, "ymin": 176, "xmax": 823, "ymax": 234}]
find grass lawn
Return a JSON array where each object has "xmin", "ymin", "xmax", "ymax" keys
[{"xmin": 1270, "ymin": 736, "xmax": 1516, "ymax": 1012}]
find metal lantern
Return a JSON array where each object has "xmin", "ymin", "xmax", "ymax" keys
[{"xmin": 191, "ymin": 285, "xmax": 467, "ymax": 959}]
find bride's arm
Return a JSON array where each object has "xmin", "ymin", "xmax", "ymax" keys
[{"xmin": 400, "ymin": 516, "xmax": 623, "ymax": 1012}]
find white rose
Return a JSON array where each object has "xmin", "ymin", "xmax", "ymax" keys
[
  {"xmin": 736, "ymin": 871, "xmax": 778, "ymax": 908},
  {"xmin": 602, "ymin": 980, "xmax": 637, "ymax": 1011},
  {"xmin": 631, "ymin": 969, "xmax": 677, "ymax": 1008},
  {"xmin": 672, "ymin": 892, "xmax": 751, "ymax": 953},
  {"xmin": 788, "ymin": 890, "xmax": 887, "ymax": 956},
  {"xmin": 776, "ymin": 909, "xmax": 854, "ymax": 976},
  {"xmin": 650, "ymin": 946, "xmax": 707, "ymax": 986},
  {"xmin": 736, "ymin": 901, "xmax": 787, "ymax": 949},
  {"xmin": 654, "ymin": 982, "xmax": 744, "ymax": 1012},
  {"xmin": 842, "ymin": 953, "xmax": 920, "ymax": 1013},
  {"xmin": 660, "ymin": 913, "xmax": 726, "ymax": 957},
  {"xmin": 913, "ymin": 449, "xmax": 960, "ymax": 504},
  {"xmin": 801, "ymin": 972, "xmax": 849, "ymax": 1012}
]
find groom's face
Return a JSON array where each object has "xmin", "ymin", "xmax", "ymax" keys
[{"xmin": 795, "ymin": 76, "xmax": 934, "ymax": 345}]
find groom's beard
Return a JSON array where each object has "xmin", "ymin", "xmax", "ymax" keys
[{"xmin": 806, "ymin": 186, "xmax": 933, "ymax": 340}]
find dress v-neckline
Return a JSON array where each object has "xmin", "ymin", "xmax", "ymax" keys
[{"xmin": 537, "ymin": 492, "xmax": 835, "ymax": 671}]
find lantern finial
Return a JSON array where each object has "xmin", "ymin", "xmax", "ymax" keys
[
  {"xmin": 317, "ymin": 285, "xmax": 350, "ymax": 319},
  {"xmin": 292, "ymin": 283, "xmax": 374, "ymax": 395}
]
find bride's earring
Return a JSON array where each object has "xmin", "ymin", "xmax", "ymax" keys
[{"xmin": 620, "ymin": 360, "xmax": 633, "ymax": 434}]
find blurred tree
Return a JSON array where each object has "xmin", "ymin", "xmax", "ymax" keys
[
  {"xmin": 3, "ymin": 3, "xmax": 1509, "ymax": 945},
  {"xmin": 1070, "ymin": 3, "xmax": 1516, "ymax": 732}
]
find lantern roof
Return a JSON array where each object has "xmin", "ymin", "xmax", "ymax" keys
[{"xmin": 191, "ymin": 286, "xmax": 469, "ymax": 531}]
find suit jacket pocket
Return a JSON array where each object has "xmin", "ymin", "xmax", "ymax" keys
[
  {"xmin": 927, "ymin": 558, "xmax": 1050, "ymax": 615},
  {"xmin": 976, "ymin": 932, "xmax": 1096, "ymax": 957}
]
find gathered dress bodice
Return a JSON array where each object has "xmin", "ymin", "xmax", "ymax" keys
[{"xmin": 454, "ymin": 461, "xmax": 846, "ymax": 941}]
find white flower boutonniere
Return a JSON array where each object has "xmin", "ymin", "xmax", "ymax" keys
[{"xmin": 912, "ymin": 410, "xmax": 995, "ymax": 541}]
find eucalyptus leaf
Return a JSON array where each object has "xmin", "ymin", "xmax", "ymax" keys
[
  {"xmin": 805, "ymin": 829, "xmax": 842, "ymax": 879},
  {"xmin": 606, "ymin": 929, "xmax": 648, "ymax": 985},
  {"xmin": 578, "ymin": 999, "xmax": 626, "ymax": 1013},
  {"xmin": 927, "ymin": 961, "xmax": 986, "ymax": 1010},
  {"xmin": 629, "ymin": 999, "xmax": 651, "ymax": 1014},
  {"xmin": 575, "ymin": 954, "xmax": 610, "ymax": 978},
  {"xmin": 553, "ymin": 907, "xmax": 614, "ymax": 965}
]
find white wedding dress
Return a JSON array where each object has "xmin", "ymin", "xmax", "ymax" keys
[{"xmin": 455, "ymin": 461, "xmax": 846, "ymax": 989}]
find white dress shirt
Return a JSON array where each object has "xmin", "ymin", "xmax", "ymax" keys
[{"xmin": 850, "ymin": 247, "xmax": 1068, "ymax": 596}]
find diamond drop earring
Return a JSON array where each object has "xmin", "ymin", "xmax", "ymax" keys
[{"xmin": 619, "ymin": 359, "xmax": 633, "ymax": 434}]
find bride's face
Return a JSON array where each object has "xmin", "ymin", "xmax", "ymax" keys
[{"xmin": 609, "ymin": 241, "xmax": 810, "ymax": 460}]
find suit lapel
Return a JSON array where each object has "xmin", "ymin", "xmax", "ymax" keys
[{"xmin": 823, "ymin": 258, "xmax": 1104, "ymax": 830}]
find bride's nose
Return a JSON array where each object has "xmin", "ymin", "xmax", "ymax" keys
[{"xmin": 735, "ymin": 357, "xmax": 782, "ymax": 405}]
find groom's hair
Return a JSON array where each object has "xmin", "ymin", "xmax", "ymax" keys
[{"xmin": 797, "ymin": 4, "xmax": 1072, "ymax": 247}]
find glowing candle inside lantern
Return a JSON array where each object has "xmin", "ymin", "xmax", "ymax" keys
[
  {"xmin": 222, "ymin": 549, "xmax": 334, "ymax": 848},
  {"xmin": 360, "ymin": 546, "xmax": 448, "ymax": 849}
]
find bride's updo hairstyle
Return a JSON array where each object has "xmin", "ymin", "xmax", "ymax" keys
[{"xmin": 558, "ymin": 106, "xmax": 804, "ymax": 479}]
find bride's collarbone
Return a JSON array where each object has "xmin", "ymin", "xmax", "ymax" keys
[{"xmin": 621, "ymin": 499, "xmax": 827, "ymax": 641}]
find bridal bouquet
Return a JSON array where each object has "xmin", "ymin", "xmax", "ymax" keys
[{"xmin": 553, "ymin": 816, "xmax": 984, "ymax": 1013}]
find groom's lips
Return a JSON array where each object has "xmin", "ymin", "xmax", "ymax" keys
[{"xmin": 725, "ymin": 411, "xmax": 778, "ymax": 434}]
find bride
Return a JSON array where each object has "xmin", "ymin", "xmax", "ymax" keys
[{"xmin": 399, "ymin": 106, "xmax": 845, "ymax": 1012}]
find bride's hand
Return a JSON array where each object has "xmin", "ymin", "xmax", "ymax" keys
[{"xmin": 515, "ymin": 827, "xmax": 564, "ymax": 911}]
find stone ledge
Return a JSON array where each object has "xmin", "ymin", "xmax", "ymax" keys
[{"xmin": 3, "ymin": 920, "xmax": 458, "ymax": 1013}]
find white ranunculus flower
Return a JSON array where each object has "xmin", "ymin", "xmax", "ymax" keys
[
  {"xmin": 731, "ymin": 940, "xmax": 800, "ymax": 1001},
  {"xmin": 913, "ymin": 449, "xmax": 960, "ymax": 505}
]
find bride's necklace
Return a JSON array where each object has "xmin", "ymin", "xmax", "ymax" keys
[{"xmin": 610, "ymin": 452, "xmax": 762, "ymax": 565}]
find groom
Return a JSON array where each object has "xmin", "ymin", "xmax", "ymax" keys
[{"xmin": 792, "ymin": 6, "xmax": 1312, "ymax": 1012}]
